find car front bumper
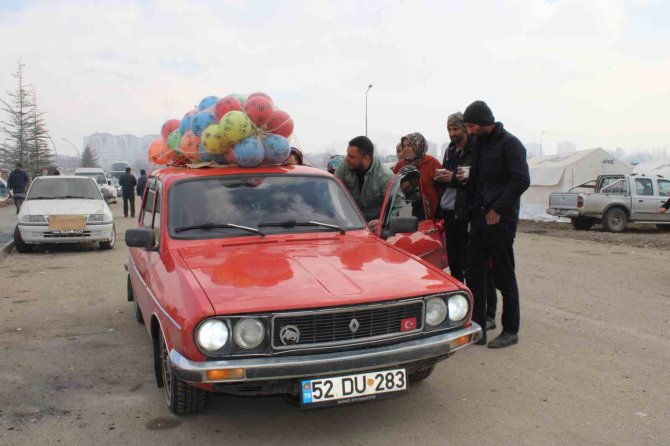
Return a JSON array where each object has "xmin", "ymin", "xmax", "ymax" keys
[
  {"xmin": 170, "ymin": 323, "xmax": 482, "ymax": 384},
  {"xmin": 18, "ymin": 222, "xmax": 114, "ymax": 244}
]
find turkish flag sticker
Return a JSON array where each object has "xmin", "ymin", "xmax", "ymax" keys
[{"xmin": 400, "ymin": 317, "xmax": 417, "ymax": 332}]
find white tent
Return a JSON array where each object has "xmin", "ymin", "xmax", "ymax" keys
[
  {"xmin": 521, "ymin": 148, "xmax": 632, "ymax": 220},
  {"xmin": 632, "ymin": 159, "xmax": 670, "ymax": 178}
]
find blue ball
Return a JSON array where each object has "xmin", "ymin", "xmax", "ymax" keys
[
  {"xmin": 197, "ymin": 142, "xmax": 213, "ymax": 163},
  {"xmin": 233, "ymin": 137, "xmax": 264, "ymax": 167},
  {"xmin": 179, "ymin": 115, "xmax": 194, "ymax": 134},
  {"xmin": 263, "ymin": 134, "xmax": 291, "ymax": 164},
  {"xmin": 191, "ymin": 112, "xmax": 216, "ymax": 137},
  {"xmin": 198, "ymin": 96, "xmax": 219, "ymax": 111}
]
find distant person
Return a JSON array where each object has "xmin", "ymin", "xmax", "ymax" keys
[
  {"xmin": 136, "ymin": 169, "xmax": 147, "ymax": 198},
  {"xmin": 334, "ymin": 136, "xmax": 393, "ymax": 223},
  {"xmin": 286, "ymin": 147, "xmax": 304, "ymax": 165},
  {"xmin": 463, "ymin": 100, "xmax": 530, "ymax": 348},
  {"xmin": 119, "ymin": 167, "xmax": 137, "ymax": 218},
  {"xmin": 395, "ymin": 142, "xmax": 403, "ymax": 162},
  {"xmin": 51, "ymin": 168, "xmax": 61, "ymax": 175},
  {"xmin": 392, "ymin": 132, "xmax": 443, "ymax": 219},
  {"xmin": 7, "ymin": 162, "xmax": 30, "ymax": 214}
]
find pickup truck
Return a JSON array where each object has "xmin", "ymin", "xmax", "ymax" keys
[
  {"xmin": 546, "ymin": 173, "xmax": 670, "ymax": 232},
  {"xmin": 124, "ymin": 164, "xmax": 481, "ymax": 415}
]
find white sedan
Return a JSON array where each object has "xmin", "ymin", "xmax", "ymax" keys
[{"xmin": 14, "ymin": 175, "xmax": 116, "ymax": 253}]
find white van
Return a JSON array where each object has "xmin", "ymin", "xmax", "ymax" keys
[{"xmin": 74, "ymin": 168, "xmax": 118, "ymax": 204}]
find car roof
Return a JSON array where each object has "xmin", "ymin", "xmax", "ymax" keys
[
  {"xmin": 35, "ymin": 175, "xmax": 95, "ymax": 180},
  {"xmin": 150, "ymin": 165, "xmax": 332, "ymax": 187},
  {"xmin": 75, "ymin": 168, "xmax": 105, "ymax": 172}
]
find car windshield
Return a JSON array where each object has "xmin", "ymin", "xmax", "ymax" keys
[
  {"xmin": 75, "ymin": 172, "xmax": 107, "ymax": 185},
  {"xmin": 168, "ymin": 175, "xmax": 366, "ymax": 238},
  {"xmin": 27, "ymin": 178, "xmax": 102, "ymax": 200}
]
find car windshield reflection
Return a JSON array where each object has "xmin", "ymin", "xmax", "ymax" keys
[
  {"xmin": 27, "ymin": 178, "xmax": 102, "ymax": 200},
  {"xmin": 168, "ymin": 175, "xmax": 366, "ymax": 239}
]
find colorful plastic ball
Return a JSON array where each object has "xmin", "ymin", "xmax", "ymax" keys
[
  {"xmin": 197, "ymin": 142, "xmax": 213, "ymax": 163},
  {"xmin": 266, "ymin": 109, "xmax": 294, "ymax": 138},
  {"xmin": 179, "ymin": 114, "xmax": 194, "ymax": 134},
  {"xmin": 230, "ymin": 93, "xmax": 247, "ymax": 105},
  {"xmin": 161, "ymin": 119, "xmax": 180, "ymax": 140},
  {"xmin": 167, "ymin": 130, "xmax": 182, "ymax": 150},
  {"xmin": 180, "ymin": 131, "xmax": 200, "ymax": 159},
  {"xmin": 244, "ymin": 96, "xmax": 274, "ymax": 128},
  {"xmin": 263, "ymin": 134, "xmax": 291, "ymax": 164},
  {"xmin": 191, "ymin": 111, "xmax": 216, "ymax": 137},
  {"xmin": 210, "ymin": 152, "xmax": 228, "ymax": 164},
  {"xmin": 214, "ymin": 95, "xmax": 243, "ymax": 120},
  {"xmin": 198, "ymin": 96, "xmax": 219, "ymax": 111},
  {"xmin": 248, "ymin": 92, "xmax": 273, "ymax": 105},
  {"xmin": 219, "ymin": 110, "xmax": 253, "ymax": 144},
  {"xmin": 202, "ymin": 124, "xmax": 227, "ymax": 154},
  {"xmin": 149, "ymin": 139, "xmax": 168, "ymax": 163},
  {"xmin": 233, "ymin": 137, "xmax": 265, "ymax": 167}
]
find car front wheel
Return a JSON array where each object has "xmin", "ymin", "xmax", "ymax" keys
[
  {"xmin": 99, "ymin": 224, "xmax": 116, "ymax": 250},
  {"xmin": 13, "ymin": 225, "xmax": 33, "ymax": 253},
  {"xmin": 159, "ymin": 330, "xmax": 206, "ymax": 415}
]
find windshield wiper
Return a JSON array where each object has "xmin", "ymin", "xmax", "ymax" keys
[
  {"xmin": 258, "ymin": 220, "xmax": 345, "ymax": 235},
  {"xmin": 58, "ymin": 195, "xmax": 96, "ymax": 199},
  {"xmin": 174, "ymin": 222, "xmax": 265, "ymax": 237}
]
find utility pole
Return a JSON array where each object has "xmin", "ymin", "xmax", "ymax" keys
[{"xmin": 365, "ymin": 84, "xmax": 373, "ymax": 137}]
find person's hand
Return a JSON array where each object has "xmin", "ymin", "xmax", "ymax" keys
[
  {"xmin": 433, "ymin": 169, "xmax": 453, "ymax": 183},
  {"xmin": 486, "ymin": 209, "xmax": 500, "ymax": 225},
  {"xmin": 368, "ymin": 219, "xmax": 379, "ymax": 232},
  {"xmin": 659, "ymin": 207, "xmax": 668, "ymax": 213}
]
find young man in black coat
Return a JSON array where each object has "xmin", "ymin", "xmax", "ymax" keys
[
  {"xmin": 462, "ymin": 101, "xmax": 530, "ymax": 348},
  {"xmin": 7, "ymin": 163, "xmax": 30, "ymax": 214},
  {"xmin": 119, "ymin": 167, "xmax": 137, "ymax": 218}
]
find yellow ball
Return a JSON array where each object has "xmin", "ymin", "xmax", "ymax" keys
[
  {"xmin": 202, "ymin": 124, "xmax": 225, "ymax": 154},
  {"xmin": 219, "ymin": 110, "xmax": 253, "ymax": 144}
]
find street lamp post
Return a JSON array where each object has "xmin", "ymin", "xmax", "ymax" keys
[
  {"xmin": 61, "ymin": 138, "xmax": 81, "ymax": 167},
  {"xmin": 540, "ymin": 131, "xmax": 546, "ymax": 156},
  {"xmin": 365, "ymin": 84, "xmax": 373, "ymax": 137}
]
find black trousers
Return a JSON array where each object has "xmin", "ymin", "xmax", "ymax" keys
[
  {"xmin": 123, "ymin": 192, "xmax": 135, "ymax": 217},
  {"xmin": 443, "ymin": 211, "xmax": 468, "ymax": 283},
  {"xmin": 486, "ymin": 266, "xmax": 498, "ymax": 319},
  {"xmin": 466, "ymin": 220, "xmax": 520, "ymax": 334}
]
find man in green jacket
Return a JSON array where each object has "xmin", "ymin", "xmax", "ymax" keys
[{"xmin": 335, "ymin": 136, "xmax": 393, "ymax": 222}]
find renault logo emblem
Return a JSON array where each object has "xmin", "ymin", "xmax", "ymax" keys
[
  {"xmin": 279, "ymin": 325, "xmax": 300, "ymax": 345},
  {"xmin": 349, "ymin": 318, "xmax": 360, "ymax": 333}
]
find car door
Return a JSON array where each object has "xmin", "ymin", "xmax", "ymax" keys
[
  {"xmin": 657, "ymin": 178, "xmax": 670, "ymax": 223},
  {"xmin": 633, "ymin": 177, "xmax": 662, "ymax": 221},
  {"xmin": 131, "ymin": 177, "xmax": 159, "ymax": 287},
  {"xmin": 376, "ymin": 169, "xmax": 446, "ymax": 269}
]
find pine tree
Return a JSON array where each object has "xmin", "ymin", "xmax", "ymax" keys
[
  {"xmin": 81, "ymin": 145, "xmax": 99, "ymax": 168},
  {"xmin": 26, "ymin": 90, "xmax": 54, "ymax": 176},
  {"xmin": 0, "ymin": 61, "xmax": 33, "ymax": 168}
]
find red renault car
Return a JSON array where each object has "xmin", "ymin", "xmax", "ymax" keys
[{"xmin": 125, "ymin": 164, "xmax": 481, "ymax": 415}]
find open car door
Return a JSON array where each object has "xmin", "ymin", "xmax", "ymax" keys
[{"xmin": 376, "ymin": 168, "xmax": 447, "ymax": 269}]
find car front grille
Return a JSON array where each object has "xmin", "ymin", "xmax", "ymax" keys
[
  {"xmin": 43, "ymin": 231, "xmax": 91, "ymax": 238},
  {"xmin": 272, "ymin": 300, "xmax": 424, "ymax": 350}
]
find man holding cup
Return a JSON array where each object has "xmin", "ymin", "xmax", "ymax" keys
[{"xmin": 462, "ymin": 100, "xmax": 530, "ymax": 348}]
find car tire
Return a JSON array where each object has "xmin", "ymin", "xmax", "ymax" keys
[
  {"xmin": 99, "ymin": 224, "xmax": 116, "ymax": 250},
  {"xmin": 408, "ymin": 365, "xmax": 435, "ymax": 383},
  {"xmin": 13, "ymin": 225, "xmax": 33, "ymax": 253},
  {"xmin": 656, "ymin": 224, "xmax": 670, "ymax": 232},
  {"xmin": 127, "ymin": 276, "xmax": 144, "ymax": 324},
  {"xmin": 159, "ymin": 329, "xmax": 207, "ymax": 415},
  {"xmin": 601, "ymin": 208, "xmax": 628, "ymax": 233},
  {"xmin": 571, "ymin": 218, "xmax": 594, "ymax": 231}
]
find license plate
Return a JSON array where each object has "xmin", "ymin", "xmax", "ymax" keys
[
  {"xmin": 52, "ymin": 230, "xmax": 84, "ymax": 235},
  {"xmin": 301, "ymin": 368, "xmax": 407, "ymax": 408}
]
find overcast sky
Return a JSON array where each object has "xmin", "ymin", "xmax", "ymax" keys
[{"xmin": 1, "ymin": 0, "xmax": 668, "ymax": 158}]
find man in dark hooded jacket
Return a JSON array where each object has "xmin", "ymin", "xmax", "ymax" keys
[
  {"xmin": 463, "ymin": 100, "xmax": 530, "ymax": 349},
  {"xmin": 7, "ymin": 163, "xmax": 30, "ymax": 214}
]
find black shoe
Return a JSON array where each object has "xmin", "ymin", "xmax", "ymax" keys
[
  {"xmin": 486, "ymin": 318, "xmax": 496, "ymax": 331},
  {"xmin": 124, "ymin": 215, "xmax": 128, "ymax": 218},
  {"xmin": 487, "ymin": 332, "xmax": 518, "ymax": 349},
  {"xmin": 475, "ymin": 332, "xmax": 487, "ymax": 345}
]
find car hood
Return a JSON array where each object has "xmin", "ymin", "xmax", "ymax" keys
[
  {"xmin": 22, "ymin": 199, "xmax": 107, "ymax": 216},
  {"xmin": 178, "ymin": 234, "xmax": 460, "ymax": 315}
]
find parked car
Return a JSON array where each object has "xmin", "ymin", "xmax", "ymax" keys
[
  {"xmin": 14, "ymin": 175, "xmax": 116, "ymax": 252},
  {"xmin": 74, "ymin": 167, "xmax": 118, "ymax": 204},
  {"xmin": 0, "ymin": 177, "xmax": 7, "ymax": 199},
  {"xmin": 125, "ymin": 165, "xmax": 480, "ymax": 415},
  {"xmin": 547, "ymin": 173, "xmax": 670, "ymax": 232}
]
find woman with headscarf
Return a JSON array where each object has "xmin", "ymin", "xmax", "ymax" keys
[{"xmin": 392, "ymin": 132, "xmax": 443, "ymax": 219}]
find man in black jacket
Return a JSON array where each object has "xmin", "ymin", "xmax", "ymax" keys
[
  {"xmin": 136, "ymin": 169, "xmax": 147, "ymax": 199},
  {"xmin": 7, "ymin": 163, "xmax": 30, "ymax": 214},
  {"xmin": 463, "ymin": 101, "xmax": 530, "ymax": 348},
  {"xmin": 119, "ymin": 167, "xmax": 137, "ymax": 218}
]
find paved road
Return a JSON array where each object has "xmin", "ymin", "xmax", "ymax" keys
[{"xmin": 0, "ymin": 202, "xmax": 668, "ymax": 445}]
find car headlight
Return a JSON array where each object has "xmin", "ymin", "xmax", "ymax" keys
[
  {"xmin": 425, "ymin": 297, "xmax": 448, "ymax": 326},
  {"xmin": 196, "ymin": 319, "xmax": 230, "ymax": 352},
  {"xmin": 87, "ymin": 213, "xmax": 112, "ymax": 223},
  {"xmin": 448, "ymin": 294, "xmax": 469, "ymax": 322},
  {"xmin": 233, "ymin": 318, "xmax": 265, "ymax": 349},
  {"xmin": 21, "ymin": 215, "xmax": 47, "ymax": 223}
]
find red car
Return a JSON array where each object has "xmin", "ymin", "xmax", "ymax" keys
[{"xmin": 125, "ymin": 165, "xmax": 482, "ymax": 415}]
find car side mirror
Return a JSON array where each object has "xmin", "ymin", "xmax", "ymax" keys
[
  {"xmin": 387, "ymin": 216, "xmax": 419, "ymax": 235},
  {"xmin": 125, "ymin": 228, "xmax": 155, "ymax": 250}
]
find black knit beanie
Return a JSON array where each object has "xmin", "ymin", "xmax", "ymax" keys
[{"xmin": 463, "ymin": 100, "xmax": 495, "ymax": 126}]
